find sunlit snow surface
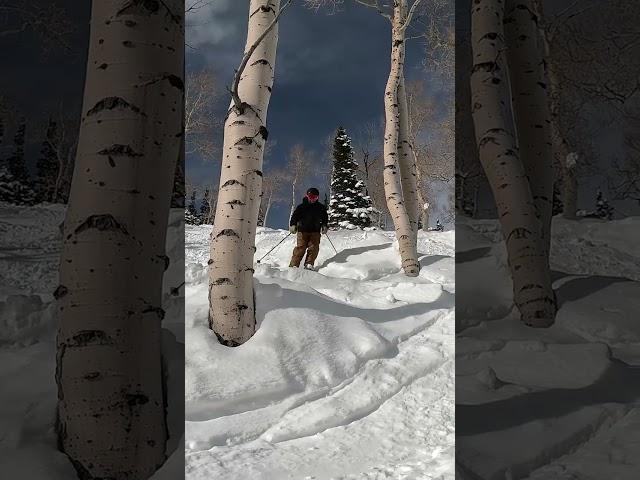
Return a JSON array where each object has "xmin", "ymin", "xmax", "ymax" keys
[{"xmin": 185, "ymin": 225, "xmax": 455, "ymax": 479}]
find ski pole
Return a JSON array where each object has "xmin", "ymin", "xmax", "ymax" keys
[
  {"xmin": 324, "ymin": 231, "xmax": 338, "ymax": 255},
  {"xmin": 256, "ymin": 232, "xmax": 292, "ymax": 264}
]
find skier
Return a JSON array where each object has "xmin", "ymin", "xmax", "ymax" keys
[{"xmin": 289, "ymin": 187, "xmax": 329, "ymax": 270}]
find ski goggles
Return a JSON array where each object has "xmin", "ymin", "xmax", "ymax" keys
[{"xmin": 306, "ymin": 194, "xmax": 319, "ymax": 201}]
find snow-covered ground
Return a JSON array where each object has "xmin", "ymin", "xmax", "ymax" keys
[
  {"xmin": 185, "ymin": 226, "xmax": 455, "ymax": 479},
  {"xmin": 0, "ymin": 203, "xmax": 185, "ymax": 479},
  {"xmin": 456, "ymin": 214, "xmax": 640, "ymax": 479}
]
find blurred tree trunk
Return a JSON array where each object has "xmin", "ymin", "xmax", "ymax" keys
[
  {"xmin": 56, "ymin": 1, "xmax": 183, "ymax": 477},
  {"xmin": 470, "ymin": 0, "xmax": 556, "ymax": 327}
]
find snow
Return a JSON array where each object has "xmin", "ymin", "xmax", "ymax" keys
[
  {"xmin": 456, "ymin": 214, "xmax": 640, "ymax": 479},
  {"xmin": 185, "ymin": 226, "xmax": 455, "ymax": 479},
  {"xmin": 0, "ymin": 203, "xmax": 185, "ymax": 479}
]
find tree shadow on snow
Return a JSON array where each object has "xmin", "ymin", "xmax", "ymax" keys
[
  {"xmin": 456, "ymin": 358, "xmax": 640, "ymax": 437},
  {"xmin": 419, "ymin": 254, "xmax": 451, "ymax": 268},
  {"xmin": 553, "ymin": 271, "xmax": 631, "ymax": 308},
  {"xmin": 316, "ymin": 242, "xmax": 391, "ymax": 270},
  {"xmin": 455, "ymin": 247, "xmax": 492, "ymax": 264},
  {"xmin": 255, "ymin": 280, "xmax": 454, "ymax": 326}
]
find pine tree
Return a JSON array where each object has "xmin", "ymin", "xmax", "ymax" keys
[
  {"xmin": 328, "ymin": 127, "xmax": 373, "ymax": 229},
  {"xmin": 1, "ymin": 118, "xmax": 35, "ymax": 205},
  {"xmin": 595, "ymin": 190, "xmax": 613, "ymax": 220},
  {"xmin": 36, "ymin": 118, "xmax": 60, "ymax": 203},
  {"xmin": 200, "ymin": 188, "xmax": 211, "ymax": 224},
  {"xmin": 186, "ymin": 189, "xmax": 199, "ymax": 225},
  {"xmin": 9, "ymin": 118, "xmax": 29, "ymax": 183},
  {"xmin": 552, "ymin": 180, "xmax": 563, "ymax": 216}
]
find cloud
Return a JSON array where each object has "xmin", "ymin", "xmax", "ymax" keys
[{"xmin": 186, "ymin": 0, "xmax": 242, "ymax": 47}]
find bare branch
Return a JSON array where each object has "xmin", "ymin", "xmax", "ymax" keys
[{"xmin": 231, "ymin": 0, "xmax": 293, "ymax": 112}]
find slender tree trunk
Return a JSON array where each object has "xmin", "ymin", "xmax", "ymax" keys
[
  {"xmin": 56, "ymin": 2, "xmax": 183, "ymax": 478},
  {"xmin": 563, "ymin": 152, "xmax": 578, "ymax": 219},
  {"xmin": 470, "ymin": 0, "xmax": 556, "ymax": 327},
  {"xmin": 290, "ymin": 177, "xmax": 296, "ymax": 218},
  {"xmin": 264, "ymin": 194, "xmax": 272, "ymax": 226},
  {"xmin": 505, "ymin": 0, "xmax": 554, "ymax": 256},
  {"xmin": 209, "ymin": 0, "xmax": 281, "ymax": 346},
  {"xmin": 398, "ymin": 76, "xmax": 421, "ymax": 233},
  {"xmin": 382, "ymin": 1, "xmax": 420, "ymax": 276}
]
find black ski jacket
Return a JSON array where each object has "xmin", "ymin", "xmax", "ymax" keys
[{"xmin": 290, "ymin": 198, "xmax": 328, "ymax": 233}]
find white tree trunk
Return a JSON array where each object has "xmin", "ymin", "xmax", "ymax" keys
[
  {"xmin": 470, "ymin": 0, "xmax": 556, "ymax": 327},
  {"xmin": 56, "ymin": 1, "xmax": 183, "ymax": 477},
  {"xmin": 563, "ymin": 152, "xmax": 578, "ymax": 219},
  {"xmin": 382, "ymin": 1, "xmax": 420, "ymax": 276},
  {"xmin": 398, "ymin": 75, "xmax": 421, "ymax": 233},
  {"xmin": 264, "ymin": 193, "xmax": 273, "ymax": 226},
  {"xmin": 209, "ymin": 0, "xmax": 281, "ymax": 346},
  {"xmin": 505, "ymin": 0, "xmax": 554, "ymax": 256},
  {"xmin": 290, "ymin": 177, "xmax": 296, "ymax": 219}
]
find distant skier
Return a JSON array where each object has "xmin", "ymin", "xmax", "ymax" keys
[
  {"xmin": 435, "ymin": 219, "xmax": 443, "ymax": 231},
  {"xmin": 289, "ymin": 187, "xmax": 329, "ymax": 270}
]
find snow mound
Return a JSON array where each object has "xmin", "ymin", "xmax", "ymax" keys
[{"xmin": 185, "ymin": 226, "xmax": 455, "ymax": 479}]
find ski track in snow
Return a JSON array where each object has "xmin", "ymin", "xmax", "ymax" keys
[{"xmin": 185, "ymin": 226, "xmax": 455, "ymax": 479}]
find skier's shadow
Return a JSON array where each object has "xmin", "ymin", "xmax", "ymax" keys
[{"xmin": 316, "ymin": 242, "xmax": 391, "ymax": 269}]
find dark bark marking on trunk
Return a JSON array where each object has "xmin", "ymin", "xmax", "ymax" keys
[
  {"xmin": 74, "ymin": 214, "xmax": 129, "ymax": 236},
  {"xmin": 216, "ymin": 229, "xmax": 240, "ymax": 238},
  {"xmin": 142, "ymin": 305, "xmax": 166, "ymax": 320},
  {"xmin": 97, "ymin": 144, "xmax": 143, "ymax": 157},
  {"xmin": 68, "ymin": 330, "xmax": 113, "ymax": 347},
  {"xmin": 87, "ymin": 97, "xmax": 145, "ymax": 117},
  {"xmin": 212, "ymin": 278, "xmax": 232, "ymax": 285},
  {"xmin": 53, "ymin": 285, "xmax": 69, "ymax": 300},
  {"xmin": 221, "ymin": 179, "xmax": 246, "ymax": 188}
]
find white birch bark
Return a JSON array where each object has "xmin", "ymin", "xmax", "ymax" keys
[
  {"xmin": 504, "ymin": 0, "xmax": 554, "ymax": 256},
  {"xmin": 470, "ymin": 0, "xmax": 556, "ymax": 327},
  {"xmin": 563, "ymin": 152, "xmax": 578, "ymax": 219},
  {"xmin": 382, "ymin": 0, "xmax": 420, "ymax": 276},
  {"xmin": 56, "ymin": 1, "xmax": 183, "ymax": 477},
  {"xmin": 209, "ymin": 0, "xmax": 281, "ymax": 346},
  {"xmin": 398, "ymin": 76, "xmax": 421, "ymax": 234}
]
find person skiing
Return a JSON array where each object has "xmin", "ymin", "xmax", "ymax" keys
[{"xmin": 289, "ymin": 187, "xmax": 328, "ymax": 270}]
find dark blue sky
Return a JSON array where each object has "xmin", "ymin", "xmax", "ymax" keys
[{"xmin": 186, "ymin": 1, "xmax": 446, "ymax": 228}]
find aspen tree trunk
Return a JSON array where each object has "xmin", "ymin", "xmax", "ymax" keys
[
  {"xmin": 56, "ymin": 1, "xmax": 183, "ymax": 478},
  {"xmin": 209, "ymin": 0, "xmax": 281, "ymax": 346},
  {"xmin": 470, "ymin": 0, "xmax": 556, "ymax": 327},
  {"xmin": 264, "ymin": 194, "xmax": 273, "ymax": 226},
  {"xmin": 563, "ymin": 152, "xmax": 578, "ymax": 219},
  {"xmin": 398, "ymin": 76, "xmax": 421, "ymax": 234},
  {"xmin": 383, "ymin": 0, "xmax": 420, "ymax": 276},
  {"xmin": 504, "ymin": 0, "xmax": 554, "ymax": 256},
  {"xmin": 533, "ymin": 0, "xmax": 575, "ymax": 219},
  {"xmin": 290, "ymin": 177, "xmax": 296, "ymax": 218}
]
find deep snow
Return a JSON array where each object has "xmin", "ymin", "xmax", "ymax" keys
[
  {"xmin": 456, "ymin": 214, "xmax": 640, "ymax": 479},
  {"xmin": 185, "ymin": 226, "xmax": 455, "ymax": 479}
]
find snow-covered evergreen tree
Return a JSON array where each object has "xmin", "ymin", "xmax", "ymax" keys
[
  {"xmin": 595, "ymin": 190, "xmax": 613, "ymax": 220},
  {"xmin": 186, "ymin": 189, "xmax": 200, "ymax": 225},
  {"xmin": 328, "ymin": 127, "xmax": 372, "ymax": 229},
  {"xmin": 200, "ymin": 188, "xmax": 211, "ymax": 224},
  {"xmin": 0, "ymin": 118, "xmax": 35, "ymax": 205},
  {"xmin": 36, "ymin": 118, "xmax": 60, "ymax": 203}
]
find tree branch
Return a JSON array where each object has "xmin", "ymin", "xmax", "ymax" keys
[
  {"xmin": 353, "ymin": 0, "xmax": 391, "ymax": 20},
  {"xmin": 230, "ymin": 0, "xmax": 293, "ymax": 112}
]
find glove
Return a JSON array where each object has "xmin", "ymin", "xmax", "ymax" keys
[
  {"xmin": 321, "ymin": 225, "xmax": 328, "ymax": 234},
  {"xmin": 289, "ymin": 225, "xmax": 297, "ymax": 234}
]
